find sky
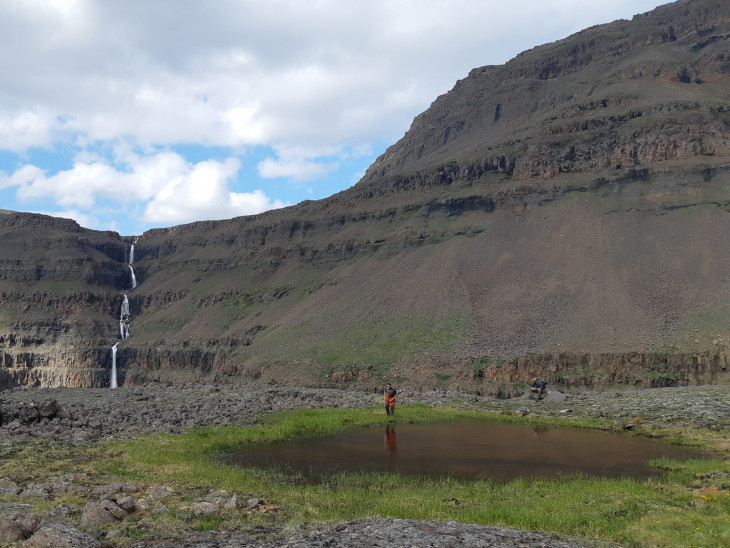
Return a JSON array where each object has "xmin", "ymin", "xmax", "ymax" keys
[{"xmin": 0, "ymin": 0, "xmax": 669, "ymax": 236}]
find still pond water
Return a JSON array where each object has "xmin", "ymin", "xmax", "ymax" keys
[{"xmin": 229, "ymin": 422, "xmax": 704, "ymax": 482}]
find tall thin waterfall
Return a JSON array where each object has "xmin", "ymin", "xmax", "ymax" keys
[
  {"xmin": 120, "ymin": 294, "xmax": 130, "ymax": 339},
  {"xmin": 111, "ymin": 343, "xmax": 119, "ymax": 389},
  {"xmin": 128, "ymin": 265, "xmax": 137, "ymax": 289},
  {"xmin": 126, "ymin": 238, "xmax": 138, "ymax": 289}
]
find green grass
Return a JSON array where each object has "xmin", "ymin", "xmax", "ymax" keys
[
  {"xmin": 30, "ymin": 280, "xmax": 79, "ymax": 292},
  {"xmin": 84, "ymin": 405, "xmax": 730, "ymax": 548},
  {"xmin": 315, "ymin": 317, "xmax": 469, "ymax": 370},
  {"xmin": 3, "ymin": 407, "xmax": 726, "ymax": 547},
  {"xmin": 655, "ymin": 344, "xmax": 680, "ymax": 355},
  {"xmin": 215, "ymin": 301, "xmax": 253, "ymax": 328},
  {"xmin": 139, "ymin": 318, "xmax": 189, "ymax": 336}
]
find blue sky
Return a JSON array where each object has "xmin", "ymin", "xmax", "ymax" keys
[{"xmin": 0, "ymin": 0, "xmax": 668, "ymax": 236}]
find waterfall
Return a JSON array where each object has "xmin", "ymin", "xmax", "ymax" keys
[
  {"xmin": 125, "ymin": 238, "xmax": 138, "ymax": 289},
  {"xmin": 113, "ymin": 237, "xmax": 139, "ymax": 388},
  {"xmin": 130, "ymin": 237, "xmax": 138, "ymax": 264},
  {"xmin": 111, "ymin": 342, "xmax": 119, "ymax": 389},
  {"xmin": 119, "ymin": 294, "xmax": 130, "ymax": 339}
]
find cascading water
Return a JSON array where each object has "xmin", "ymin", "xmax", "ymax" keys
[
  {"xmin": 120, "ymin": 294, "xmax": 130, "ymax": 339},
  {"xmin": 111, "ymin": 237, "xmax": 139, "ymax": 388},
  {"xmin": 128, "ymin": 265, "xmax": 137, "ymax": 289},
  {"xmin": 111, "ymin": 342, "xmax": 119, "ymax": 389},
  {"xmin": 126, "ymin": 238, "xmax": 138, "ymax": 290}
]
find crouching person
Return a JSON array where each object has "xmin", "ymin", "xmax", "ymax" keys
[{"xmin": 530, "ymin": 378, "xmax": 546, "ymax": 400}]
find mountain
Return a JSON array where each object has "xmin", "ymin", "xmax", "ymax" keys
[{"xmin": 2, "ymin": 0, "xmax": 729, "ymax": 394}]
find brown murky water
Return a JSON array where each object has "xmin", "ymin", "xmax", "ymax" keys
[{"xmin": 229, "ymin": 422, "xmax": 704, "ymax": 482}]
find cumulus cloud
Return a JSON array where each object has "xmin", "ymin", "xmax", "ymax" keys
[
  {"xmin": 9, "ymin": 152, "xmax": 186, "ymax": 208},
  {"xmin": 143, "ymin": 157, "xmax": 287, "ymax": 225},
  {"xmin": 42, "ymin": 209, "xmax": 106, "ymax": 232},
  {"xmin": 0, "ymin": 109, "xmax": 58, "ymax": 152},
  {"xmin": 3, "ymin": 151, "xmax": 286, "ymax": 228},
  {"xmin": 258, "ymin": 156, "xmax": 338, "ymax": 181},
  {"xmin": 257, "ymin": 145, "xmax": 347, "ymax": 181}
]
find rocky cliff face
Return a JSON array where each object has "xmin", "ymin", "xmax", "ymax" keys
[
  {"xmin": 0, "ymin": 212, "xmax": 129, "ymax": 387},
  {"xmin": 358, "ymin": 0, "xmax": 730, "ymax": 190},
  {"xmin": 1, "ymin": 0, "xmax": 730, "ymax": 394}
]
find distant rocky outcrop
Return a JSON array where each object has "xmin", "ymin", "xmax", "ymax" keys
[
  {"xmin": 1, "ymin": 0, "xmax": 730, "ymax": 392},
  {"xmin": 358, "ymin": 0, "xmax": 730, "ymax": 190}
]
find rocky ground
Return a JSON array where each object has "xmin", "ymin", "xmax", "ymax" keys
[{"xmin": 0, "ymin": 384, "xmax": 728, "ymax": 547}]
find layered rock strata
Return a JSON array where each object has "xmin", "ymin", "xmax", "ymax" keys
[{"xmin": 1, "ymin": 0, "xmax": 730, "ymax": 390}]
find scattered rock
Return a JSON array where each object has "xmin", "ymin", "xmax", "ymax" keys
[
  {"xmin": 0, "ymin": 512, "xmax": 40, "ymax": 542},
  {"xmin": 151, "ymin": 501, "xmax": 170, "ymax": 514},
  {"xmin": 223, "ymin": 495, "xmax": 239, "ymax": 509},
  {"xmin": 18, "ymin": 483, "xmax": 50, "ymax": 499},
  {"xmin": 116, "ymin": 496, "xmax": 137, "ymax": 512},
  {"xmin": 281, "ymin": 518, "xmax": 590, "ymax": 548},
  {"xmin": 190, "ymin": 502, "xmax": 218, "ymax": 517},
  {"xmin": 37, "ymin": 400, "xmax": 60, "ymax": 419},
  {"xmin": 246, "ymin": 498, "xmax": 263, "ymax": 510},
  {"xmin": 80, "ymin": 500, "xmax": 127, "ymax": 527},
  {"xmin": 94, "ymin": 482, "xmax": 139, "ymax": 498},
  {"xmin": 205, "ymin": 489, "xmax": 230, "ymax": 505},
  {"xmin": 25, "ymin": 522, "xmax": 100, "ymax": 548},
  {"xmin": 0, "ymin": 478, "xmax": 20, "ymax": 495},
  {"xmin": 148, "ymin": 485, "xmax": 177, "ymax": 500},
  {"xmin": 0, "ymin": 517, "xmax": 27, "ymax": 542},
  {"xmin": 44, "ymin": 504, "xmax": 81, "ymax": 519},
  {"xmin": 542, "ymin": 390, "xmax": 567, "ymax": 403}
]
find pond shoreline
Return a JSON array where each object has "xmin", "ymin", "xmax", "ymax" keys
[
  {"xmin": 2, "ymin": 384, "xmax": 729, "ymax": 443},
  {"xmin": 0, "ymin": 384, "xmax": 728, "ymax": 547}
]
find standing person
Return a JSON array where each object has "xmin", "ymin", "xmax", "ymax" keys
[{"xmin": 384, "ymin": 383, "xmax": 397, "ymax": 416}]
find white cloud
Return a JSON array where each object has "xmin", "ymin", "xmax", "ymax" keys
[
  {"xmin": 259, "ymin": 142, "xmax": 379, "ymax": 181},
  {"xmin": 0, "ymin": 164, "xmax": 44, "ymax": 189},
  {"xmin": 0, "ymin": 110, "xmax": 57, "ymax": 151},
  {"xmin": 0, "ymin": 0, "xmax": 667, "ymax": 153},
  {"xmin": 42, "ymin": 208, "xmax": 104, "ymax": 231},
  {"xmin": 10, "ymin": 152, "xmax": 186, "ymax": 208},
  {"xmin": 3, "ymin": 150, "xmax": 286, "ymax": 227},
  {"xmin": 258, "ymin": 156, "xmax": 338, "ymax": 181},
  {"xmin": 143, "ymin": 158, "xmax": 287, "ymax": 225}
]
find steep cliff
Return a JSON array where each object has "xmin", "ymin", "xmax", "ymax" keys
[
  {"xmin": 0, "ymin": 211, "xmax": 130, "ymax": 387},
  {"xmin": 1, "ymin": 0, "xmax": 729, "ymax": 393}
]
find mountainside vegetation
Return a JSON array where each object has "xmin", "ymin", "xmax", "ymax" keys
[{"xmin": 1, "ymin": 0, "xmax": 730, "ymax": 392}]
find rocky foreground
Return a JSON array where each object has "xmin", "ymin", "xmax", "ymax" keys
[{"xmin": 0, "ymin": 384, "xmax": 728, "ymax": 547}]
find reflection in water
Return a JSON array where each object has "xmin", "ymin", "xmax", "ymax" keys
[
  {"xmin": 384, "ymin": 425, "xmax": 397, "ymax": 459},
  {"xmin": 230, "ymin": 422, "xmax": 704, "ymax": 482}
]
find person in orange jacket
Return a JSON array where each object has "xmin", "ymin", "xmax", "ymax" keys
[{"xmin": 384, "ymin": 383, "xmax": 397, "ymax": 416}]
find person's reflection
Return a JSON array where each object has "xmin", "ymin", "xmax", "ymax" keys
[
  {"xmin": 532, "ymin": 425, "xmax": 549, "ymax": 438},
  {"xmin": 384, "ymin": 424, "xmax": 397, "ymax": 459}
]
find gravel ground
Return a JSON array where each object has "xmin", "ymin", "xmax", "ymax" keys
[
  {"xmin": 135, "ymin": 518, "xmax": 595, "ymax": 548},
  {"xmin": 0, "ymin": 384, "xmax": 728, "ymax": 547}
]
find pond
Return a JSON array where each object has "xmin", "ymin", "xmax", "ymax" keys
[{"xmin": 228, "ymin": 422, "xmax": 704, "ymax": 482}]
